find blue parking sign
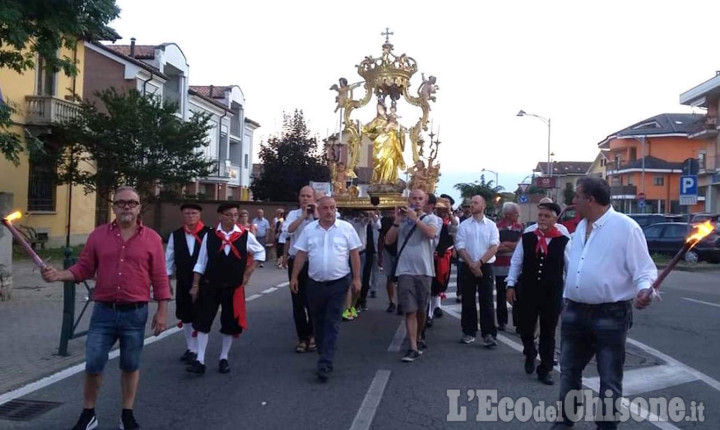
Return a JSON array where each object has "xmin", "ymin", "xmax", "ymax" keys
[
  {"xmin": 679, "ymin": 175, "xmax": 698, "ymax": 205},
  {"xmin": 519, "ymin": 194, "xmax": 529, "ymax": 204}
]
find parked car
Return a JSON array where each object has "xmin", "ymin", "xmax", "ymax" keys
[
  {"xmin": 558, "ymin": 205, "xmax": 582, "ymax": 233},
  {"xmin": 628, "ymin": 214, "xmax": 685, "ymax": 229},
  {"xmin": 642, "ymin": 222, "xmax": 720, "ymax": 263},
  {"xmin": 690, "ymin": 213, "xmax": 720, "ymax": 226}
]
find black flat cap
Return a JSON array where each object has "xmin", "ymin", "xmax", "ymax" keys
[
  {"xmin": 440, "ymin": 194, "xmax": 455, "ymax": 206},
  {"xmin": 537, "ymin": 202, "xmax": 562, "ymax": 216},
  {"xmin": 180, "ymin": 203, "xmax": 203, "ymax": 211},
  {"xmin": 217, "ymin": 202, "xmax": 240, "ymax": 213}
]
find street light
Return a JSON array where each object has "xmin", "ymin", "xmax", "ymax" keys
[
  {"xmin": 481, "ymin": 168, "xmax": 499, "ymax": 187},
  {"xmin": 517, "ymin": 110, "xmax": 552, "ymax": 176}
]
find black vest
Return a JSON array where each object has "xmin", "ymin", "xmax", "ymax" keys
[
  {"xmin": 435, "ymin": 221, "xmax": 454, "ymax": 254},
  {"xmin": 518, "ymin": 231, "xmax": 569, "ymax": 298},
  {"xmin": 205, "ymin": 229, "xmax": 249, "ymax": 289},
  {"xmin": 171, "ymin": 226, "xmax": 212, "ymax": 287}
]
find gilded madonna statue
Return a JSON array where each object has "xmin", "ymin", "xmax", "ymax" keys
[{"xmin": 362, "ymin": 102, "xmax": 406, "ymax": 184}]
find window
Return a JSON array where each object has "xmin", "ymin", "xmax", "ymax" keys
[
  {"xmin": 35, "ymin": 57, "xmax": 56, "ymax": 96},
  {"xmin": 615, "ymin": 156, "xmax": 621, "ymax": 170},
  {"xmin": 663, "ymin": 224, "xmax": 689, "ymax": 239},
  {"xmin": 643, "ymin": 225, "xmax": 662, "ymax": 239},
  {"xmin": 27, "ymin": 161, "xmax": 56, "ymax": 211},
  {"xmin": 629, "ymin": 147, "xmax": 637, "ymax": 161},
  {"xmin": 244, "ymin": 154, "xmax": 249, "ymax": 169},
  {"xmin": 698, "ymin": 151, "xmax": 706, "ymax": 171},
  {"xmin": 653, "ymin": 176, "xmax": 664, "ymax": 186}
]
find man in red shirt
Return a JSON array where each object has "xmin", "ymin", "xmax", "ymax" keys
[
  {"xmin": 42, "ymin": 186, "xmax": 170, "ymax": 430},
  {"xmin": 495, "ymin": 202, "xmax": 524, "ymax": 331}
]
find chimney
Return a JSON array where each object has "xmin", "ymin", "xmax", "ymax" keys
[
  {"xmin": 130, "ymin": 38, "xmax": 136, "ymax": 58},
  {"xmin": 209, "ymin": 85, "xmax": 214, "ymax": 97}
]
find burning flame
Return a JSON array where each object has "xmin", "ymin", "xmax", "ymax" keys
[
  {"xmin": 2, "ymin": 211, "xmax": 22, "ymax": 223},
  {"xmin": 686, "ymin": 220, "xmax": 715, "ymax": 250}
]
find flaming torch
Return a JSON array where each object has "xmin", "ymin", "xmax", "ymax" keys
[
  {"xmin": 1, "ymin": 211, "xmax": 48, "ymax": 270},
  {"xmin": 643, "ymin": 220, "xmax": 715, "ymax": 300}
]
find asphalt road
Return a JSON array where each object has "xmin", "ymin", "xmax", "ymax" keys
[{"xmin": 2, "ymin": 267, "xmax": 717, "ymax": 429}]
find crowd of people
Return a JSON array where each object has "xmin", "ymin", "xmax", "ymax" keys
[{"xmin": 39, "ymin": 176, "xmax": 658, "ymax": 429}]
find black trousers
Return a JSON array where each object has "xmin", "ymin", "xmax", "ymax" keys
[
  {"xmin": 460, "ymin": 263, "xmax": 496, "ymax": 337},
  {"xmin": 194, "ymin": 284, "xmax": 242, "ymax": 335},
  {"xmin": 175, "ymin": 278, "xmax": 195, "ymax": 323},
  {"xmin": 358, "ymin": 252, "xmax": 375, "ymax": 307},
  {"xmin": 494, "ymin": 275, "xmax": 509, "ymax": 327},
  {"xmin": 287, "ymin": 257, "xmax": 314, "ymax": 341},
  {"xmin": 518, "ymin": 291, "xmax": 562, "ymax": 375}
]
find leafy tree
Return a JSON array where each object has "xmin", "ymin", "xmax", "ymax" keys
[
  {"xmin": 0, "ymin": 0, "xmax": 120, "ymax": 75},
  {"xmin": 454, "ymin": 174, "xmax": 504, "ymax": 214},
  {"xmin": 563, "ymin": 182, "xmax": 575, "ymax": 206},
  {"xmin": 251, "ymin": 110, "xmax": 328, "ymax": 201},
  {"xmin": 37, "ymin": 88, "xmax": 215, "ymax": 217}
]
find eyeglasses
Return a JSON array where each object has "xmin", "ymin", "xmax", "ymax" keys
[{"xmin": 113, "ymin": 200, "xmax": 140, "ymax": 208}]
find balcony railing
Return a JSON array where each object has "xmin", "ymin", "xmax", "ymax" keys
[
  {"xmin": 611, "ymin": 185, "xmax": 637, "ymax": 197},
  {"xmin": 700, "ymin": 154, "xmax": 720, "ymax": 173},
  {"xmin": 25, "ymin": 96, "xmax": 80, "ymax": 125}
]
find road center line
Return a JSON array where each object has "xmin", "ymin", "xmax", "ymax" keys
[
  {"xmin": 387, "ymin": 321, "xmax": 406, "ymax": 352},
  {"xmin": 681, "ymin": 297, "xmax": 720, "ymax": 308},
  {"xmin": 349, "ymin": 369, "xmax": 391, "ymax": 430},
  {"xmin": 261, "ymin": 287, "xmax": 278, "ymax": 294}
]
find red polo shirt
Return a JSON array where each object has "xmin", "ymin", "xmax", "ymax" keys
[{"xmin": 69, "ymin": 221, "xmax": 171, "ymax": 303}]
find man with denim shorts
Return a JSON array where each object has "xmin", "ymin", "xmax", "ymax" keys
[
  {"xmin": 42, "ymin": 186, "xmax": 170, "ymax": 430},
  {"xmin": 384, "ymin": 189, "xmax": 441, "ymax": 363}
]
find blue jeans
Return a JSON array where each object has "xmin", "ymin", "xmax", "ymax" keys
[
  {"xmin": 559, "ymin": 300, "xmax": 632, "ymax": 429},
  {"xmin": 86, "ymin": 303, "xmax": 148, "ymax": 373},
  {"xmin": 306, "ymin": 275, "xmax": 351, "ymax": 371}
]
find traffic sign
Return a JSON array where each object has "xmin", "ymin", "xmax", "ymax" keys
[
  {"xmin": 519, "ymin": 194, "xmax": 529, "ymax": 204},
  {"xmin": 679, "ymin": 175, "xmax": 698, "ymax": 205},
  {"xmin": 638, "ymin": 200, "xmax": 645, "ymax": 209},
  {"xmin": 518, "ymin": 183, "xmax": 529, "ymax": 193}
]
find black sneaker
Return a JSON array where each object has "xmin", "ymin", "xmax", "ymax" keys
[
  {"xmin": 186, "ymin": 359, "xmax": 206, "ymax": 374},
  {"xmin": 417, "ymin": 338, "xmax": 427, "ymax": 350},
  {"xmin": 396, "ymin": 305, "xmax": 403, "ymax": 315},
  {"xmin": 369, "ymin": 291, "xmax": 377, "ymax": 298},
  {"xmin": 482, "ymin": 335, "xmax": 498, "ymax": 348},
  {"xmin": 71, "ymin": 409, "xmax": 97, "ymax": 430},
  {"xmin": 386, "ymin": 302, "xmax": 396, "ymax": 313},
  {"xmin": 219, "ymin": 359, "xmax": 231, "ymax": 374},
  {"xmin": 433, "ymin": 307, "xmax": 444, "ymax": 318},
  {"xmin": 538, "ymin": 372, "xmax": 554, "ymax": 385},
  {"xmin": 317, "ymin": 367, "xmax": 330, "ymax": 382},
  {"xmin": 425, "ymin": 318, "xmax": 433, "ymax": 328},
  {"xmin": 180, "ymin": 349, "xmax": 196, "ymax": 363},
  {"xmin": 401, "ymin": 349, "xmax": 421, "ymax": 362},
  {"xmin": 119, "ymin": 410, "xmax": 140, "ymax": 430}
]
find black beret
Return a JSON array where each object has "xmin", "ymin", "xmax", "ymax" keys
[
  {"xmin": 427, "ymin": 193, "xmax": 437, "ymax": 204},
  {"xmin": 217, "ymin": 202, "xmax": 240, "ymax": 213},
  {"xmin": 538, "ymin": 202, "xmax": 562, "ymax": 216},
  {"xmin": 440, "ymin": 193, "xmax": 455, "ymax": 206},
  {"xmin": 180, "ymin": 203, "xmax": 202, "ymax": 211}
]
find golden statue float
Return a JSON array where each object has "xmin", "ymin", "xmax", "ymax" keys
[{"xmin": 328, "ymin": 28, "xmax": 442, "ymax": 209}]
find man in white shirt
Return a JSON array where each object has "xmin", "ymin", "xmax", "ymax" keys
[
  {"xmin": 506, "ymin": 202, "xmax": 570, "ymax": 385},
  {"xmin": 252, "ymin": 209, "xmax": 271, "ymax": 251},
  {"xmin": 384, "ymin": 189, "xmax": 442, "ymax": 363},
  {"xmin": 557, "ymin": 177, "xmax": 656, "ymax": 429},
  {"xmin": 282, "ymin": 186, "xmax": 318, "ymax": 353},
  {"xmin": 186, "ymin": 202, "xmax": 266, "ymax": 375},
  {"xmin": 290, "ymin": 197, "xmax": 361, "ymax": 382},
  {"xmin": 454, "ymin": 195, "xmax": 500, "ymax": 348},
  {"xmin": 165, "ymin": 203, "xmax": 213, "ymax": 364}
]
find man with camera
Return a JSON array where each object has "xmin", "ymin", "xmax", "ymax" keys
[
  {"xmin": 384, "ymin": 189, "xmax": 441, "ymax": 362},
  {"xmin": 282, "ymin": 186, "xmax": 318, "ymax": 353}
]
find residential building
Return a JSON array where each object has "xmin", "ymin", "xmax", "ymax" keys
[
  {"xmin": 0, "ymin": 42, "xmax": 97, "ymax": 246},
  {"xmin": 586, "ymin": 152, "xmax": 609, "ymax": 179},
  {"xmin": 83, "ymin": 40, "xmax": 259, "ymax": 204},
  {"xmin": 597, "ymin": 113, "xmax": 706, "ymax": 214},
  {"xmin": 532, "ymin": 161, "xmax": 593, "ymax": 205},
  {"xmin": 679, "ymin": 72, "xmax": 720, "ymax": 213}
]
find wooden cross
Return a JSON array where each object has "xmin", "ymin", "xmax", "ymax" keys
[{"xmin": 381, "ymin": 27, "xmax": 394, "ymax": 43}]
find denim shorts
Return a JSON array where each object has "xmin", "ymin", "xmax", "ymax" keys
[{"xmin": 85, "ymin": 303, "xmax": 148, "ymax": 373}]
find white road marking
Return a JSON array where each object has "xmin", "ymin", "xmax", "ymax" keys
[
  {"xmin": 276, "ymin": 281, "xmax": 289, "ymax": 288},
  {"xmin": 262, "ymin": 287, "xmax": 278, "ymax": 294},
  {"xmin": 349, "ymin": 369, "xmax": 391, "ymax": 430},
  {"xmin": 681, "ymin": 297, "xmax": 720, "ymax": 309},
  {"xmin": 246, "ymin": 294, "xmax": 262, "ymax": 302},
  {"xmin": 387, "ymin": 321, "xmax": 406, "ymax": 352},
  {"xmin": 583, "ymin": 364, "xmax": 698, "ymax": 396}
]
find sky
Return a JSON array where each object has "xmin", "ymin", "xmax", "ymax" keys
[{"xmin": 110, "ymin": 0, "xmax": 719, "ymax": 204}]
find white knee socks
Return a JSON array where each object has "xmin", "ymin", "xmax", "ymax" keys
[
  {"xmin": 196, "ymin": 332, "xmax": 209, "ymax": 364},
  {"xmin": 183, "ymin": 325, "xmax": 197, "ymax": 353},
  {"xmin": 220, "ymin": 334, "xmax": 233, "ymax": 361}
]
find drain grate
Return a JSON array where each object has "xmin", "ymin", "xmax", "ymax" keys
[{"xmin": 0, "ymin": 399, "xmax": 62, "ymax": 421}]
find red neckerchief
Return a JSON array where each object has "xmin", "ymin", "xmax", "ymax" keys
[
  {"xmin": 183, "ymin": 221, "xmax": 205, "ymax": 244},
  {"xmin": 534, "ymin": 226, "xmax": 563, "ymax": 256},
  {"xmin": 216, "ymin": 225, "xmax": 246, "ymax": 260}
]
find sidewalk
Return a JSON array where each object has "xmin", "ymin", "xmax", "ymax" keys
[{"xmin": 0, "ymin": 259, "xmax": 288, "ymax": 396}]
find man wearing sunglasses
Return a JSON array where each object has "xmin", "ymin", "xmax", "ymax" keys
[{"xmin": 42, "ymin": 186, "xmax": 170, "ymax": 430}]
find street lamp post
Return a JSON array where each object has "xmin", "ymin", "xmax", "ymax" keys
[
  {"xmin": 481, "ymin": 168, "xmax": 499, "ymax": 187},
  {"xmin": 517, "ymin": 110, "xmax": 552, "ymax": 176}
]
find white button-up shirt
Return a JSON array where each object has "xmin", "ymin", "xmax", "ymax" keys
[
  {"xmin": 252, "ymin": 217, "xmax": 270, "ymax": 238},
  {"xmin": 455, "ymin": 215, "xmax": 500, "ymax": 263},
  {"xmin": 282, "ymin": 208, "xmax": 315, "ymax": 257},
  {"xmin": 506, "ymin": 227, "xmax": 572, "ymax": 287},
  {"xmin": 165, "ymin": 230, "xmax": 201, "ymax": 276},
  {"xmin": 292, "ymin": 219, "xmax": 362, "ymax": 282},
  {"xmin": 565, "ymin": 207, "xmax": 657, "ymax": 304},
  {"xmin": 193, "ymin": 224, "xmax": 266, "ymax": 274}
]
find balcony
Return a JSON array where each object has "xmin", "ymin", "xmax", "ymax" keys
[
  {"xmin": 700, "ymin": 154, "xmax": 720, "ymax": 173},
  {"xmin": 611, "ymin": 185, "xmax": 637, "ymax": 198},
  {"xmin": 229, "ymin": 119, "xmax": 242, "ymax": 141},
  {"xmin": 25, "ymin": 96, "xmax": 80, "ymax": 125}
]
